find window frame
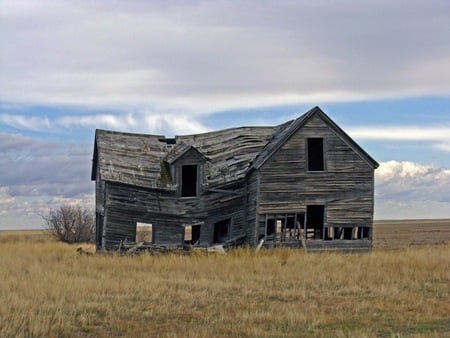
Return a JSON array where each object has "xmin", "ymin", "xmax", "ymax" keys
[
  {"xmin": 180, "ymin": 164, "xmax": 199, "ymax": 198},
  {"xmin": 306, "ymin": 137, "xmax": 326, "ymax": 172}
]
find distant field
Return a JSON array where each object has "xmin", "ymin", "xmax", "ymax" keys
[
  {"xmin": 373, "ymin": 219, "xmax": 450, "ymax": 249},
  {"xmin": 0, "ymin": 229, "xmax": 49, "ymax": 243},
  {"xmin": 0, "ymin": 221, "xmax": 449, "ymax": 337}
]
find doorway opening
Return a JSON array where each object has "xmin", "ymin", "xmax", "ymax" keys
[
  {"xmin": 213, "ymin": 218, "xmax": 230, "ymax": 244},
  {"xmin": 306, "ymin": 205, "xmax": 324, "ymax": 239}
]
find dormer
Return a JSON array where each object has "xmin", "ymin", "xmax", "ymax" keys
[{"xmin": 163, "ymin": 144, "xmax": 206, "ymax": 197}]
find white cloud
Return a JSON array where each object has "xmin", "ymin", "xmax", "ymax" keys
[
  {"xmin": 375, "ymin": 161, "xmax": 450, "ymax": 219},
  {"xmin": 0, "ymin": 114, "xmax": 52, "ymax": 131},
  {"xmin": 348, "ymin": 126, "xmax": 450, "ymax": 141},
  {"xmin": 0, "ymin": 111, "xmax": 209, "ymax": 136},
  {"xmin": 1, "ymin": 1, "xmax": 449, "ymax": 112},
  {"xmin": 347, "ymin": 126, "xmax": 450, "ymax": 153},
  {"xmin": 377, "ymin": 161, "xmax": 430, "ymax": 181}
]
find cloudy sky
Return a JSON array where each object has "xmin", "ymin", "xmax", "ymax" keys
[{"xmin": 1, "ymin": 0, "xmax": 449, "ymax": 229}]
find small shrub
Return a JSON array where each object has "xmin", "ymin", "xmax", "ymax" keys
[{"xmin": 43, "ymin": 205, "xmax": 95, "ymax": 243}]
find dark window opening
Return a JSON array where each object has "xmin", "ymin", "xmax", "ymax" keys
[
  {"xmin": 286, "ymin": 216, "xmax": 295, "ymax": 229},
  {"xmin": 184, "ymin": 224, "xmax": 201, "ymax": 245},
  {"xmin": 181, "ymin": 165, "xmax": 198, "ymax": 197},
  {"xmin": 213, "ymin": 219, "xmax": 230, "ymax": 244},
  {"xmin": 263, "ymin": 213, "xmax": 305, "ymax": 243},
  {"xmin": 334, "ymin": 227, "xmax": 344, "ymax": 240},
  {"xmin": 306, "ymin": 205, "xmax": 324, "ymax": 239},
  {"xmin": 362, "ymin": 227, "xmax": 370, "ymax": 239},
  {"xmin": 266, "ymin": 219, "xmax": 276, "ymax": 238},
  {"xmin": 343, "ymin": 227, "xmax": 353, "ymax": 240},
  {"xmin": 297, "ymin": 213, "xmax": 305, "ymax": 231},
  {"xmin": 307, "ymin": 138, "xmax": 324, "ymax": 171},
  {"xmin": 324, "ymin": 226, "xmax": 372, "ymax": 240},
  {"xmin": 158, "ymin": 137, "xmax": 176, "ymax": 144}
]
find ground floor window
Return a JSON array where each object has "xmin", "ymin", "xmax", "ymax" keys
[
  {"xmin": 260, "ymin": 213, "xmax": 305, "ymax": 243},
  {"xmin": 136, "ymin": 222, "xmax": 153, "ymax": 243},
  {"xmin": 184, "ymin": 223, "xmax": 201, "ymax": 245},
  {"xmin": 325, "ymin": 226, "xmax": 371, "ymax": 240},
  {"xmin": 213, "ymin": 219, "xmax": 231, "ymax": 244},
  {"xmin": 260, "ymin": 207, "xmax": 371, "ymax": 242}
]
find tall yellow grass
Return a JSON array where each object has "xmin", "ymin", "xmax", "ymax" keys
[{"xmin": 0, "ymin": 232, "xmax": 448, "ymax": 337}]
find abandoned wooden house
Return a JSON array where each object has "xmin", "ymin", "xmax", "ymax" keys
[{"xmin": 92, "ymin": 106, "xmax": 379, "ymax": 252}]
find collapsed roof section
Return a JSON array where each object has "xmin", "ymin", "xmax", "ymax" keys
[{"xmin": 92, "ymin": 125, "xmax": 281, "ymax": 190}]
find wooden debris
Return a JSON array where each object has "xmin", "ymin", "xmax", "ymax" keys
[
  {"xmin": 255, "ymin": 239, "xmax": 265, "ymax": 252},
  {"xmin": 206, "ymin": 245, "xmax": 226, "ymax": 254},
  {"xmin": 76, "ymin": 247, "xmax": 93, "ymax": 256}
]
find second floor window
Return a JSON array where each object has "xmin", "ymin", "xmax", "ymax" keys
[
  {"xmin": 181, "ymin": 164, "xmax": 198, "ymax": 197},
  {"xmin": 307, "ymin": 138, "xmax": 324, "ymax": 171}
]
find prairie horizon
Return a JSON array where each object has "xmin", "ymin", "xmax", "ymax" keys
[{"xmin": 0, "ymin": 218, "xmax": 450, "ymax": 248}]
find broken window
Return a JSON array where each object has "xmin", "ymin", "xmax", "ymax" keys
[
  {"xmin": 324, "ymin": 226, "xmax": 334, "ymax": 240},
  {"xmin": 213, "ymin": 219, "xmax": 230, "ymax": 244},
  {"xmin": 263, "ymin": 213, "xmax": 305, "ymax": 243},
  {"xmin": 181, "ymin": 164, "xmax": 198, "ymax": 197},
  {"xmin": 326, "ymin": 226, "xmax": 367, "ymax": 240},
  {"xmin": 361, "ymin": 227, "xmax": 371, "ymax": 239},
  {"xmin": 343, "ymin": 227, "xmax": 353, "ymax": 240},
  {"xmin": 306, "ymin": 205, "xmax": 324, "ymax": 239},
  {"xmin": 184, "ymin": 224, "xmax": 201, "ymax": 245},
  {"xmin": 307, "ymin": 138, "xmax": 324, "ymax": 171},
  {"xmin": 266, "ymin": 218, "xmax": 276, "ymax": 241}
]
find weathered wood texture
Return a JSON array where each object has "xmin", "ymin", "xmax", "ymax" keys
[
  {"xmin": 259, "ymin": 114, "xmax": 374, "ymax": 226},
  {"xmin": 93, "ymin": 107, "xmax": 378, "ymax": 252},
  {"xmin": 93, "ymin": 126, "xmax": 278, "ymax": 191},
  {"xmin": 100, "ymin": 181, "xmax": 247, "ymax": 250},
  {"xmin": 245, "ymin": 170, "xmax": 260, "ymax": 245}
]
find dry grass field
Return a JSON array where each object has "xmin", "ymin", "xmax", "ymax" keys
[{"xmin": 0, "ymin": 221, "xmax": 449, "ymax": 337}]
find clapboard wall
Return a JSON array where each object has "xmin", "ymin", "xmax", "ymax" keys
[
  {"xmin": 99, "ymin": 180, "xmax": 248, "ymax": 250},
  {"xmin": 258, "ymin": 114, "xmax": 374, "ymax": 231}
]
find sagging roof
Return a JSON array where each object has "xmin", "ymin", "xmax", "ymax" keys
[
  {"xmin": 92, "ymin": 106, "xmax": 379, "ymax": 190},
  {"xmin": 92, "ymin": 125, "xmax": 280, "ymax": 189},
  {"xmin": 91, "ymin": 129, "xmax": 168, "ymax": 189}
]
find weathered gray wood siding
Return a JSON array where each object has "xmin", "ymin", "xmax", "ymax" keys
[
  {"xmin": 95, "ymin": 165, "xmax": 106, "ymax": 249},
  {"xmin": 170, "ymin": 147, "xmax": 206, "ymax": 197},
  {"xmin": 100, "ymin": 180, "xmax": 248, "ymax": 250},
  {"xmin": 245, "ymin": 170, "xmax": 259, "ymax": 245},
  {"xmin": 258, "ymin": 114, "xmax": 374, "ymax": 229},
  {"xmin": 204, "ymin": 184, "xmax": 247, "ymax": 244}
]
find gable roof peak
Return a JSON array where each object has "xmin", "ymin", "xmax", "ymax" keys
[{"xmin": 250, "ymin": 106, "xmax": 379, "ymax": 170}]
